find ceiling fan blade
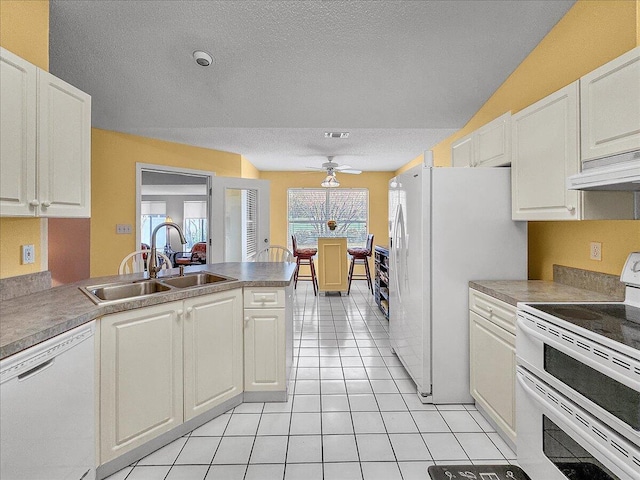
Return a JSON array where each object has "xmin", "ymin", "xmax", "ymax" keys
[
  {"xmin": 305, "ymin": 166, "xmax": 326, "ymax": 170},
  {"xmin": 339, "ymin": 169, "xmax": 362, "ymax": 174},
  {"xmin": 333, "ymin": 164, "xmax": 353, "ymax": 170}
]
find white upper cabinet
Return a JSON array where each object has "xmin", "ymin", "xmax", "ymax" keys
[
  {"xmin": 475, "ymin": 112, "xmax": 511, "ymax": 167},
  {"xmin": 580, "ymin": 46, "xmax": 640, "ymax": 162},
  {"xmin": 451, "ymin": 133, "xmax": 474, "ymax": 167},
  {"xmin": 0, "ymin": 48, "xmax": 37, "ymax": 216},
  {"xmin": 0, "ymin": 47, "xmax": 91, "ymax": 217},
  {"xmin": 512, "ymin": 81, "xmax": 635, "ymax": 221},
  {"xmin": 37, "ymin": 70, "xmax": 91, "ymax": 217},
  {"xmin": 451, "ymin": 112, "xmax": 511, "ymax": 168}
]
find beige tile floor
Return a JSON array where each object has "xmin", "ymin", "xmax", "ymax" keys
[{"xmin": 106, "ymin": 280, "xmax": 516, "ymax": 480}]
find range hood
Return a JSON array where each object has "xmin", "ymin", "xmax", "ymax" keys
[{"xmin": 567, "ymin": 150, "xmax": 640, "ymax": 191}]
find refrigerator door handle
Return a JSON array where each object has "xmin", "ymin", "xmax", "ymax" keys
[{"xmin": 392, "ymin": 204, "xmax": 404, "ymax": 304}]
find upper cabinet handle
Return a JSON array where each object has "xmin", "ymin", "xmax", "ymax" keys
[
  {"xmin": 29, "ymin": 199, "xmax": 40, "ymax": 207},
  {"xmin": 41, "ymin": 201, "xmax": 51, "ymax": 208},
  {"xmin": 566, "ymin": 205, "xmax": 575, "ymax": 213}
]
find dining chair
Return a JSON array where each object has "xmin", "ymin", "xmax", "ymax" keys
[
  {"xmin": 174, "ymin": 242, "xmax": 207, "ymax": 266},
  {"xmin": 347, "ymin": 234, "xmax": 374, "ymax": 295},
  {"xmin": 119, "ymin": 250, "xmax": 173, "ymax": 275},
  {"xmin": 254, "ymin": 245, "xmax": 294, "ymax": 262}
]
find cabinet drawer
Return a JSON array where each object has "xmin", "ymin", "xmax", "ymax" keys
[
  {"xmin": 244, "ymin": 287, "xmax": 285, "ymax": 308},
  {"xmin": 469, "ymin": 289, "xmax": 516, "ymax": 334}
]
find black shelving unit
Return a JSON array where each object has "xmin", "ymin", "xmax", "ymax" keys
[{"xmin": 374, "ymin": 245, "xmax": 389, "ymax": 319}]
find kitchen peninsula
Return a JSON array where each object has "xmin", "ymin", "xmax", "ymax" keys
[{"xmin": 0, "ymin": 262, "xmax": 296, "ymax": 478}]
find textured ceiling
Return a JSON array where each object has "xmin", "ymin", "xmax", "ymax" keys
[{"xmin": 49, "ymin": 0, "xmax": 574, "ymax": 171}]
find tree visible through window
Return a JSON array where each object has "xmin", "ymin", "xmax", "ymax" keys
[{"xmin": 288, "ymin": 189, "xmax": 368, "ymax": 249}]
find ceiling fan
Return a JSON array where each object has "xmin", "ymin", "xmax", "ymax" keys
[{"xmin": 307, "ymin": 156, "xmax": 362, "ymax": 187}]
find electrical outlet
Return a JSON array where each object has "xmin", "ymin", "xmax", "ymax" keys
[
  {"xmin": 116, "ymin": 224, "xmax": 132, "ymax": 234},
  {"xmin": 590, "ymin": 242, "xmax": 602, "ymax": 261},
  {"xmin": 21, "ymin": 244, "xmax": 35, "ymax": 264}
]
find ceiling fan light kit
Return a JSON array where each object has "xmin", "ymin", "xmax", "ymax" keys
[
  {"xmin": 321, "ymin": 174, "xmax": 340, "ymax": 188},
  {"xmin": 309, "ymin": 155, "xmax": 362, "ymax": 186}
]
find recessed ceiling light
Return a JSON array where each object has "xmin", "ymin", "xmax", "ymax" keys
[
  {"xmin": 193, "ymin": 50, "xmax": 213, "ymax": 67},
  {"xmin": 324, "ymin": 132, "xmax": 349, "ymax": 139}
]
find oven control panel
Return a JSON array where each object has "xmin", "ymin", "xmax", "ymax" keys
[{"xmin": 621, "ymin": 251, "xmax": 640, "ymax": 286}]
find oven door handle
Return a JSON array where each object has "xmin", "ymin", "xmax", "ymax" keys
[
  {"xmin": 516, "ymin": 369, "xmax": 640, "ymax": 480},
  {"xmin": 517, "ymin": 316, "xmax": 640, "ymax": 393}
]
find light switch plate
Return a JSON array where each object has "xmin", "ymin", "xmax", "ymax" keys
[
  {"xmin": 116, "ymin": 224, "xmax": 132, "ymax": 234},
  {"xmin": 21, "ymin": 244, "xmax": 35, "ymax": 264}
]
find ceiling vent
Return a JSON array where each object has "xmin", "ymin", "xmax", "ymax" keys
[{"xmin": 324, "ymin": 132, "xmax": 349, "ymax": 139}]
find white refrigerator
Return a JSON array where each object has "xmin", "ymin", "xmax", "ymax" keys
[{"xmin": 389, "ymin": 161, "xmax": 527, "ymax": 404}]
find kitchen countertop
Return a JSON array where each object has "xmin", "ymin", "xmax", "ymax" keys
[
  {"xmin": 469, "ymin": 280, "xmax": 622, "ymax": 307},
  {"xmin": 0, "ymin": 262, "xmax": 296, "ymax": 361}
]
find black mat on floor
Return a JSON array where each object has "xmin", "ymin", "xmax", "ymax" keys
[{"xmin": 428, "ymin": 464, "xmax": 531, "ymax": 480}]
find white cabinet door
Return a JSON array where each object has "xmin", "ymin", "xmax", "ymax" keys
[
  {"xmin": 581, "ymin": 46, "xmax": 640, "ymax": 162},
  {"xmin": 100, "ymin": 302, "xmax": 183, "ymax": 464},
  {"xmin": 512, "ymin": 82, "xmax": 580, "ymax": 220},
  {"xmin": 37, "ymin": 70, "xmax": 91, "ymax": 217},
  {"xmin": 0, "ymin": 48, "xmax": 37, "ymax": 216},
  {"xmin": 244, "ymin": 307, "xmax": 286, "ymax": 391},
  {"xmin": 183, "ymin": 290, "xmax": 243, "ymax": 421},
  {"xmin": 475, "ymin": 112, "xmax": 511, "ymax": 167},
  {"xmin": 470, "ymin": 310, "xmax": 516, "ymax": 444},
  {"xmin": 451, "ymin": 133, "xmax": 474, "ymax": 167}
]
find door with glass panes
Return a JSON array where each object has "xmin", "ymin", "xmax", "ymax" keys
[{"xmin": 210, "ymin": 177, "xmax": 270, "ymax": 263}]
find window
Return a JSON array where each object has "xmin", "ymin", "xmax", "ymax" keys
[
  {"xmin": 183, "ymin": 201, "xmax": 208, "ymax": 249},
  {"xmin": 141, "ymin": 201, "xmax": 166, "ymax": 247},
  {"xmin": 288, "ymin": 189, "xmax": 368, "ymax": 249}
]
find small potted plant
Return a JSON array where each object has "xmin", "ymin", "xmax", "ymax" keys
[{"xmin": 327, "ymin": 219, "xmax": 337, "ymax": 231}]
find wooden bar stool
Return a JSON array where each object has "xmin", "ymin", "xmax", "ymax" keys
[
  {"xmin": 347, "ymin": 234, "xmax": 374, "ymax": 295},
  {"xmin": 292, "ymin": 235, "xmax": 318, "ymax": 295}
]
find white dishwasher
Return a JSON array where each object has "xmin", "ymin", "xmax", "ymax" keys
[{"xmin": 1, "ymin": 322, "xmax": 96, "ymax": 480}]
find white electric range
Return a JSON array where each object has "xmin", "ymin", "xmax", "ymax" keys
[{"xmin": 516, "ymin": 252, "xmax": 640, "ymax": 480}]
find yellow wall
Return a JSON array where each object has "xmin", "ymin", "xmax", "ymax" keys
[
  {"xmin": 529, "ymin": 221, "xmax": 640, "ymax": 280},
  {"xmin": 0, "ymin": 0, "xmax": 49, "ymax": 70},
  {"xmin": 424, "ymin": 0, "xmax": 640, "ymax": 280},
  {"xmin": 91, "ymin": 129, "xmax": 245, "ymax": 277},
  {"xmin": 260, "ymin": 171, "xmax": 394, "ymax": 275},
  {"xmin": 241, "ymin": 156, "xmax": 260, "ymax": 179},
  {"xmin": 0, "ymin": 0, "xmax": 48, "ymax": 278}
]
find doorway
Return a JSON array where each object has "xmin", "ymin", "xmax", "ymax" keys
[{"xmin": 136, "ymin": 164, "xmax": 270, "ymax": 264}]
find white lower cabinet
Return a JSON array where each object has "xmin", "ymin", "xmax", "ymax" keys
[
  {"xmin": 99, "ymin": 289, "xmax": 242, "ymax": 464},
  {"xmin": 469, "ymin": 289, "xmax": 517, "ymax": 446},
  {"xmin": 100, "ymin": 301, "xmax": 183, "ymax": 464},
  {"xmin": 244, "ymin": 287, "xmax": 287, "ymax": 393},
  {"xmin": 183, "ymin": 290, "xmax": 243, "ymax": 421}
]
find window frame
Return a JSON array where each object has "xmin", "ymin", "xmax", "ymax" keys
[{"xmin": 287, "ymin": 188, "xmax": 369, "ymax": 249}]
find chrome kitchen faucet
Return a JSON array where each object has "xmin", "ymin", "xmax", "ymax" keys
[{"xmin": 149, "ymin": 221, "xmax": 187, "ymax": 278}]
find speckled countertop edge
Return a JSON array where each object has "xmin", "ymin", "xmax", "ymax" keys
[
  {"xmin": 469, "ymin": 280, "xmax": 622, "ymax": 307},
  {"xmin": 0, "ymin": 262, "xmax": 296, "ymax": 360}
]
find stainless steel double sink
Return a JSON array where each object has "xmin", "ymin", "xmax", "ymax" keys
[{"xmin": 81, "ymin": 272, "xmax": 237, "ymax": 305}]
